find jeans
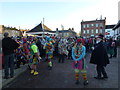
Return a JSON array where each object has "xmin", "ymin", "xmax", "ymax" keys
[{"xmin": 4, "ymin": 54, "xmax": 15, "ymax": 77}]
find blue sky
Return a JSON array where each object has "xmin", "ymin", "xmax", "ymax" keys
[{"xmin": 0, "ymin": 0, "xmax": 119, "ymax": 33}]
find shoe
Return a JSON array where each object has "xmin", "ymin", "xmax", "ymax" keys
[
  {"xmin": 48, "ymin": 66, "xmax": 52, "ymax": 70},
  {"xmin": 83, "ymin": 80, "xmax": 89, "ymax": 86},
  {"xmin": 33, "ymin": 71, "xmax": 39, "ymax": 75},
  {"xmin": 94, "ymin": 76, "xmax": 104, "ymax": 79},
  {"xmin": 102, "ymin": 76, "xmax": 108, "ymax": 79},
  {"xmin": 31, "ymin": 70, "xmax": 34, "ymax": 74},
  {"xmin": 75, "ymin": 80, "xmax": 80, "ymax": 85},
  {"xmin": 10, "ymin": 76, "xmax": 14, "ymax": 78},
  {"xmin": 3, "ymin": 76, "xmax": 9, "ymax": 79},
  {"xmin": 113, "ymin": 56, "xmax": 117, "ymax": 58}
]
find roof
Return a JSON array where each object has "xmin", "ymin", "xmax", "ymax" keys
[
  {"xmin": 43, "ymin": 24, "xmax": 52, "ymax": 31},
  {"xmin": 105, "ymin": 25, "xmax": 116, "ymax": 29},
  {"xmin": 26, "ymin": 23, "xmax": 43, "ymax": 33},
  {"xmin": 81, "ymin": 19, "xmax": 105, "ymax": 24},
  {"xmin": 57, "ymin": 30, "xmax": 76, "ymax": 33},
  {"xmin": 26, "ymin": 23, "xmax": 53, "ymax": 33},
  {"xmin": 113, "ymin": 20, "xmax": 120, "ymax": 30}
]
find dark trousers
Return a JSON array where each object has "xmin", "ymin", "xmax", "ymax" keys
[
  {"xmin": 4, "ymin": 54, "xmax": 15, "ymax": 77},
  {"xmin": 68, "ymin": 50, "xmax": 72, "ymax": 59},
  {"xmin": 96, "ymin": 65, "xmax": 108, "ymax": 78},
  {"xmin": 113, "ymin": 47, "xmax": 117, "ymax": 57},
  {"xmin": 58, "ymin": 54, "xmax": 65, "ymax": 63}
]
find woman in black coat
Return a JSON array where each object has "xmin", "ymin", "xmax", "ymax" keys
[{"xmin": 90, "ymin": 34, "xmax": 110, "ymax": 79}]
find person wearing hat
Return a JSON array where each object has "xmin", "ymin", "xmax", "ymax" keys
[
  {"xmin": 2, "ymin": 32, "xmax": 20, "ymax": 79},
  {"xmin": 72, "ymin": 39, "xmax": 88, "ymax": 85},
  {"xmin": 90, "ymin": 34, "xmax": 110, "ymax": 79}
]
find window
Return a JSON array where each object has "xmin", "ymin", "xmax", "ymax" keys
[
  {"xmin": 100, "ymin": 29, "xmax": 102, "ymax": 33},
  {"xmin": 91, "ymin": 24, "xmax": 94, "ymax": 27},
  {"xmin": 83, "ymin": 30, "xmax": 86, "ymax": 34},
  {"xmin": 96, "ymin": 29, "xmax": 98, "ymax": 33},
  {"xmin": 87, "ymin": 30, "xmax": 89, "ymax": 34},
  {"xmin": 87, "ymin": 24, "xmax": 89, "ymax": 28},
  {"xmin": 83, "ymin": 25, "xmax": 86, "ymax": 28},
  {"xmin": 100, "ymin": 23, "xmax": 103, "ymax": 27},
  {"xmin": 91, "ymin": 29, "xmax": 94, "ymax": 33},
  {"xmin": 96, "ymin": 24, "xmax": 98, "ymax": 27}
]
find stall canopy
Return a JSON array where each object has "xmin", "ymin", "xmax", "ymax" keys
[{"xmin": 26, "ymin": 23, "xmax": 56, "ymax": 35}]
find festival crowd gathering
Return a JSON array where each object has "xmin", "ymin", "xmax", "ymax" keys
[{"xmin": 2, "ymin": 32, "xmax": 119, "ymax": 86}]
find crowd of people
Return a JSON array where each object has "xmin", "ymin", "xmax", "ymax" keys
[{"xmin": 2, "ymin": 32, "xmax": 119, "ymax": 86}]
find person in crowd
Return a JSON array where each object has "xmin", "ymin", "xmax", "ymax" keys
[
  {"xmin": 2, "ymin": 32, "xmax": 20, "ymax": 79},
  {"xmin": 67, "ymin": 38, "xmax": 74, "ymax": 60},
  {"xmin": 44, "ymin": 36, "xmax": 54, "ymax": 70},
  {"xmin": 30, "ymin": 40, "xmax": 41, "ymax": 75},
  {"xmin": 58, "ymin": 38, "xmax": 68, "ymax": 63},
  {"xmin": 113, "ymin": 39, "xmax": 118, "ymax": 58},
  {"xmin": 72, "ymin": 39, "xmax": 88, "ymax": 85},
  {"xmin": 108, "ymin": 38, "xmax": 115, "ymax": 58},
  {"xmin": 36, "ymin": 37, "xmax": 42, "ymax": 57},
  {"xmin": 90, "ymin": 34, "xmax": 109, "ymax": 79}
]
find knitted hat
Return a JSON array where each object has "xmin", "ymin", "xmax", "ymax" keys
[
  {"xmin": 76, "ymin": 39, "xmax": 82, "ymax": 44},
  {"xmin": 4, "ymin": 32, "xmax": 9, "ymax": 37}
]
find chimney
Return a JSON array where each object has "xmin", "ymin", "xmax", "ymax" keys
[{"xmin": 56, "ymin": 28, "xmax": 58, "ymax": 31}]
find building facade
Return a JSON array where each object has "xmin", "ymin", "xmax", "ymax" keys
[
  {"xmin": 56, "ymin": 28, "xmax": 77, "ymax": 38},
  {"xmin": 0, "ymin": 25, "xmax": 3, "ymax": 40},
  {"xmin": 105, "ymin": 25, "xmax": 116, "ymax": 38},
  {"xmin": 0, "ymin": 25, "xmax": 22, "ymax": 39},
  {"xmin": 81, "ymin": 18, "xmax": 106, "ymax": 38},
  {"xmin": 113, "ymin": 20, "xmax": 120, "ymax": 40}
]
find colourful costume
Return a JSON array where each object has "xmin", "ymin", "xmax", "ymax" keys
[
  {"xmin": 72, "ymin": 39, "xmax": 88, "ymax": 85},
  {"xmin": 30, "ymin": 42, "xmax": 41, "ymax": 75},
  {"xmin": 58, "ymin": 39, "xmax": 68, "ymax": 63},
  {"xmin": 44, "ymin": 36, "xmax": 54, "ymax": 70}
]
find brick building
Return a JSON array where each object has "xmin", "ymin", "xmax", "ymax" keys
[{"xmin": 81, "ymin": 18, "xmax": 106, "ymax": 38}]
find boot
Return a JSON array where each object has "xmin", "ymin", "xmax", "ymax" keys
[
  {"xmin": 33, "ymin": 71, "xmax": 39, "ymax": 75},
  {"xmin": 75, "ymin": 80, "xmax": 80, "ymax": 85},
  {"xmin": 31, "ymin": 70, "xmax": 34, "ymax": 74},
  {"xmin": 48, "ymin": 66, "xmax": 52, "ymax": 70},
  {"xmin": 83, "ymin": 80, "xmax": 89, "ymax": 86}
]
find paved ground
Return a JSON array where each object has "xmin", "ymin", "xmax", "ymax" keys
[{"xmin": 2, "ymin": 48, "xmax": 119, "ymax": 88}]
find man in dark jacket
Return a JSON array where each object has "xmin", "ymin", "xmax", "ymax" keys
[
  {"xmin": 2, "ymin": 32, "xmax": 19, "ymax": 79},
  {"xmin": 90, "ymin": 34, "xmax": 109, "ymax": 79}
]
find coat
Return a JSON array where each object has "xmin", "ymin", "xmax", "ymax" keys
[
  {"xmin": 2, "ymin": 37, "xmax": 20, "ymax": 55},
  {"xmin": 90, "ymin": 41, "xmax": 110, "ymax": 66}
]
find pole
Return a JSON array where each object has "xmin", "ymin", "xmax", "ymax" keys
[{"xmin": 43, "ymin": 18, "xmax": 45, "ymax": 37}]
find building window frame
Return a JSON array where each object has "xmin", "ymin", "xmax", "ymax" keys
[
  {"xmin": 96, "ymin": 29, "xmax": 98, "ymax": 33},
  {"xmin": 96, "ymin": 24, "xmax": 98, "ymax": 27},
  {"xmin": 83, "ymin": 25, "xmax": 86, "ymax": 28},
  {"xmin": 87, "ymin": 30, "xmax": 89, "ymax": 34},
  {"xmin": 83, "ymin": 30, "xmax": 86, "ymax": 34},
  {"xmin": 87, "ymin": 24, "xmax": 89, "ymax": 28},
  {"xmin": 91, "ymin": 29, "xmax": 94, "ymax": 33},
  {"xmin": 91, "ymin": 24, "xmax": 94, "ymax": 27},
  {"xmin": 100, "ymin": 29, "xmax": 102, "ymax": 33},
  {"xmin": 100, "ymin": 23, "xmax": 103, "ymax": 27}
]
